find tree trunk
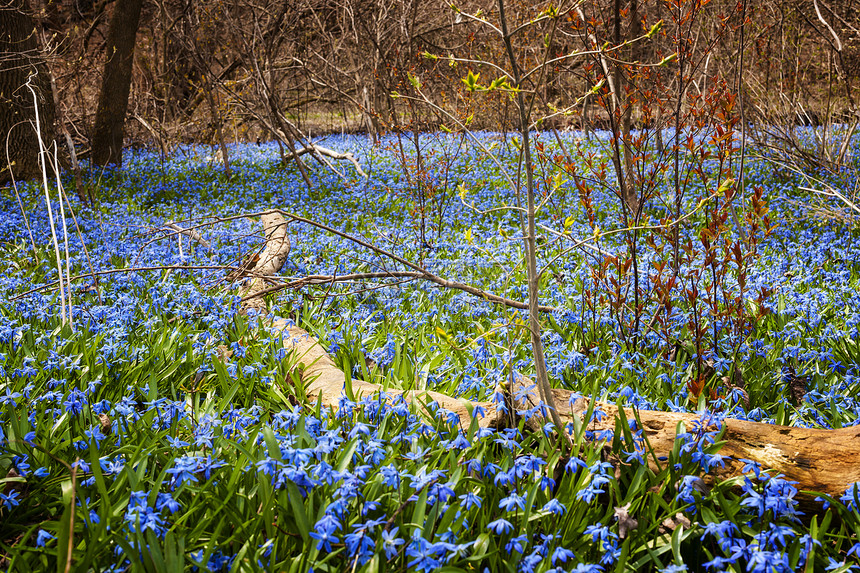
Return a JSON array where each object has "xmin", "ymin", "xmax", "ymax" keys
[
  {"xmin": 91, "ymin": 0, "xmax": 143, "ymax": 167},
  {"xmin": 0, "ymin": 0, "xmax": 55, "ymax": 184}
]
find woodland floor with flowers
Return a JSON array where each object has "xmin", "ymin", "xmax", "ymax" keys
[{"xmin": 2, "ymin": 130, "xmax": 860, "ymax": 572}]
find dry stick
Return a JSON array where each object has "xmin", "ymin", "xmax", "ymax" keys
[
  {"xmin": 239, "ymin": 271, "xmax": 426, "ymax": 303},
  {"xmin": 240, "ymin": 266, "xmax": 556, "ymax": 312},
  {"xmin": 27, "ymin": 76, "xmax": 68, "ymax": 325},
  {"xmin": 64, "ymin": 461, "xmax": 78, "ymax": 573},
  {"xmin": 5, "ymin": 123, "xmax": 40, "ymax": 261},
  {"xmin": 280, "ymin": 136, "xmax": 369, "ymax": 179},
  {"xmin": 57, "ymin": 183, "xmax": 103, "ymax": 305},
  {"xmin": 161, "ymin": 221, "xmax": 213, "ymax": 251},
  {"xmin": 51, "ymin": 142, "xmax": 75, "ymax": 328},
  {"xmin": 732, "ymin": 0, "xmax": 749, "ymax": 243},
  {"xmin": 9, "ymin": 265, "xmax": 246, "ymax": 301},
  {"xmin": 127, "ymin": 206, "xmax": 562, "ymax": 316},
  {"xmin": 34, "ymin": 4, "xmax": 81, "ymax": 186},
  {"xmin": 496, "ymin": 0, "xmax": 566, "ymax": 438},
  {"xmin": 134, "ymin": 218, "xmax": 240, "ymax": 266},
  {"xmin": 320, "ymin": 278, "xmax": 416, "ymax": 299},
  {"xmin": 261, "ymin": 209, "xmax": 559, "ymax": 313},
  {"xmin": 216, "ymin": 54, "xmax": 367, "ymax": 182}
]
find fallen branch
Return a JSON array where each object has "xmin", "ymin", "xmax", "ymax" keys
[
  {"xmin": 300, "ymin": 143, "xmax": 368, "ymax": 179},
  {"xmin": 238, "ymin": 271, "xmax": 425, "ymax": 303},
  {"xmin": 161, "ymin": 221, "xmax": 213, "ymax": 252},
  {"xmin": 268, "ymin": 209, "xmax": 558, "ymax": 313},
  {"xmin": 10, "ymin": 265, "xmax": 243, "ymax": 301},
  {"xmin": 241, "ymin": 212, "xmax": 860, "ymax": 510},
  {"xmin": 239, "ymin": 213, "xmax": 291, "ymax": 314}
]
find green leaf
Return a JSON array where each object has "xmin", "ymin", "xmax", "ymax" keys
[
  {"xmin": 56, "ymin": 479, "xmax": 74, "ymax": 573},
  {"xmin": 658, "ymin": 52, "xmax": 678, "ymax": 66},
  {"xmin": 489, "ymin": 77, "xmax": 510, "ymax": 90},
  {"xmin": 462, "ymin": 70, "xmax": 481, "ymax": 91},
  {"xmin": 470, "ymin": 533, "xmax": 491, "ymax": 559},
  {"xmin": 670, "ymin": 522, "xmax": 684, "ymax": 564},
  {"xmin": 286, "ymin": 481, "xmax": 311, "ymax": 544},
  {"xmin": 646, "ymin": 19, "xmax": 664, "ymax": 38}
]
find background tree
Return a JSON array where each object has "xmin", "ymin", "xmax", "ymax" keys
[
  {"xmin": 1, "ymin": 0, "xmax": 857, "ymax": 187},
  {"xmin": 91, "ymin": 0, "xmax": 143, "ymax": 167},
  {"xmin": 0, "ymin": 0, "xmax": 55, "ymax": 183}
]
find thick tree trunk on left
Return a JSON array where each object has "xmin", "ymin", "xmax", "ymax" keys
[
  {"xmin": 0, "ymin": 0, "xmax": 55, "ymax": 184},
  {"xmin": 91, "ymin": 0, "xmax": 143, "ymax": 167}
]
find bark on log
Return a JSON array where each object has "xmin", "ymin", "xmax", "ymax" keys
[
  {"xmin": 239, "ymin": 212, "xmax": 290, "ymax": 314},
  {"xmin": 241, "ymin": 211, "xmax": 860, "ymax": 509},
  {"xmin": 507, "ymin": 379, "xmax": 860, "ymax": 511},
  {"xmin": 274, "ymin": 320, "xmax": 503, "ymax": 430}
]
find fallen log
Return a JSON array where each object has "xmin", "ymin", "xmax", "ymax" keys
[
  {"xmin": 239, "ymin": 212, "xmax": 291, "ymax": 315},
  {"xmin": 275, "ymin": 320, "xmax": 502, "ymax": 429},
  {"xmin": 239, "ymin": 211, "xmax": 860, "ymax": 510},
  {"xmin": 508, "ymin": 379, "xmax": 860, "ymax": 511}
]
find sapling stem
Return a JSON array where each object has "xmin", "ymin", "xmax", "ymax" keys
[{"xmin": 497, "ymin": 0, "xmax": 567, "ymax": 440}]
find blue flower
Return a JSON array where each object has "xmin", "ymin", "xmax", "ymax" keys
[
  {"xmin": 459, "ymin": 491, "xmax": 482, "ymax": 510},
  {"xmin": 0, "ymin": 387, "xmax": 22, "ymax": 407},
  {"xmin": 570, "ymin": 564, "xmax": 604, "ymax": 573},
  {"xmin": 487, "ymin": 518, "xmax": 514, "ymax": 535},
  {"xmin": 542, "ymin": 498, "xmax": 566, "ymax": 515},
  {"xmin": 406, "ymin": 535, "xmax": 441, "ymax": 572},
  {"xmin": 35, "ymin": 529, "xmax": 56, "ymax": 547},
  {"xmin": 156, "ymin": 492, "xmax": 181, "ymax": 513},
  {"xmin": 309, "ymin": 528, "xmax": 339, "ymax": 552},
  {"xmin": 840, "ymin": 482, "xmax": 860, "ymax": 511},
  {"xmin": 381, "ymin": 527, "xmax": 405, "ymax": 559},
  {"xmin": 0, "ymin": 491, "xmax": 21, "ymax": 510},
  {"xmin": 505, "ymin": 534, "xmax": 527, "ymax": 554},
  {"xmin": 498, "ymin": 493, "xmax": 525, "ymax": 512},
  {"xmin": 552, "ymin": 546, "xmax": 575, "ymax": 565},
  {"xmin": 343, "ymin": 531, "xmax": 374, "ymax": 564},
  {"xmin": 165, "ymin": 456, "xmax": 201, "ymax": 487}
]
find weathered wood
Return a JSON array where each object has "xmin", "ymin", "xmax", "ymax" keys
[
  {"xmin": 239, "ymin": 213, "xmax": 291, "ymax": 314},
  {"xmin": 242, "ymin": 211, "xmax": 860, "ymax": 508},
  {"xmin": 508, "ymin": 379, "xmax": 860, "ymax": 504},
  {"xmin": 274, "ymin": 320, "xmax": 503, "ymax": 430}
]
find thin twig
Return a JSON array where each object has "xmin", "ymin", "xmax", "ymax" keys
[{"xmin": 9, "ymin": 265, "xmax": 244, "ymax": 301}]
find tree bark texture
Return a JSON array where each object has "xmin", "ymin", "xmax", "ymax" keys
[
  {"xmin": 241, "ymin": 212, "xmax": 860, "ymax": 512},
  {"xmin": 0, "ymin": 0, "xmax": 55, "ymax": 184},
  {"xmin": 91, "ymin": 0, "xmax": 142, "ymax": 167}
]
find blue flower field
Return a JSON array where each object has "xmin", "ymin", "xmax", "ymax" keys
[{"xmin": 1, "ymin": 130, "xmax": 860, "ymax": 571}]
